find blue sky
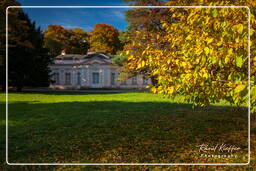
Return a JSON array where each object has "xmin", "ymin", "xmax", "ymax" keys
[{"xmin": 17, "ymin": 0, "xmax": 130, "ymax": 31}]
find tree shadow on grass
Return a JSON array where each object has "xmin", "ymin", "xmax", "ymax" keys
[{"xmin": 1, "ymin": 101, "xmax": 248, "ymax": 164}]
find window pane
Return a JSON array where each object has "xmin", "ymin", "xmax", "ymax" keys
[
  {"xmin": 111, "ymin": 73, "xmax": 115, "ymax": 85},
  {"xmin": 65, "ymin": 73, "xmax": 71, "ymax": 85},
  {"xmin": 93, "ymin": 73, "xmax": 99, "ymax": 84},
  {"xmin": 132, "ymin": 77, "xmax": 137, "ymax": 85},
  {"xmin": 56, "ymin": 73, "xmax": 59, "ymax": 84},
  {"xmin": 77, "ymin": 73, "xmax": 81, "ymax": 85},
  {"xmin": 143, "ymin": 78, "xmax": 148, "ymax": 85}
]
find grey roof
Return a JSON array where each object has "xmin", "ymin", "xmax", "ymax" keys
[
  {"xmin": 54, "ymin": 53, "xmax": 113, "ymax": 65},
  {"xmin": 56, "ymin": 54, "xmax": 87, "ymax": 60},
  {"xmin": 85, "ymin": 53, "xmax": 112, "ymax": 59},
  {"xmin": 56, "ymin": 53, "xmax": 112, "ymax": 60}
]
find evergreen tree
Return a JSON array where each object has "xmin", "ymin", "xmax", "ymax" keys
[{"xmin": 1, "ymin": 0, "xmax": 52, "ymax": 91}]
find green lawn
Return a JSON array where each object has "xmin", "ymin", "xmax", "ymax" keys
[{"xmin": 0, "ymin": 91, "xmax": 254, "ymax": 170}]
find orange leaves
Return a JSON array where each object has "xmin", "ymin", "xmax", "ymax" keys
[
  {"xmin": 90, "ymin": 24, "xmax": 120, "ymax": 55},
  {"xmin": 44, "ymin": 25, "xmax": 90, "ymax": 56}
]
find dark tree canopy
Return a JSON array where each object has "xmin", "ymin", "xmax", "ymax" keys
[
  {"xmin": 0, "ymin": 0, "xmax": 52, "ymax": 91},
  {"xmin": 44, "ymin": 25, "xmax": 90, "ymax": 57},
  {"xmin": 0, "ymin": 0, "xmax": 21, "ymax": 90}
]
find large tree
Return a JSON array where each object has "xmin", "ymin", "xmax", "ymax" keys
[
  {"xmin": 1, "ymin": 0, "xmax": 52, "ymax": 91},
  {"xmin": 0, "ymin": 0, "xmax": 20, "ymax": 91},
  {"xmin": 90, "ymin": 24, "xmax": 121, "ymax": 55},
  {"xmin": 44, "ymin": 25, "xmax": 89, "ymax": 57},
  {"xmin": 123, "ymin": 0, "xmax": 256, "ymax": 112},
  {"xmin": 120, "ymin": 0, "xmax": 172, "ymax": 84}
]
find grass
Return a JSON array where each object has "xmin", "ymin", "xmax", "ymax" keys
[{"xmin": 0, "ymin": 91, "xmax": 254, "ymax": 170}]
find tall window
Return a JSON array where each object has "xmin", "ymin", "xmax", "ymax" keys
[
  {"xmin": 53, "ymin": 72, "xmax": 59, "ymax": 85},
  {"xmin": 77, "ymin": 72, "xmax": 81, "ymax": 85},
  {"xmin": 132, "ymin": 76, "xmax": 137, "ymax": 85},
  {"xmin": 111, "ymin": 73, "xmax": 115, "ymax": 85},
  {"xmin": 92, "ymin": 73, "xmax": 100, "ymax": 84},
  {"xmin": 65, "ymin": 72, "xmax": 71, "ymax": 85},
  {"xmin": 56, "ymin": 73, "xmax": 59, "ymax": 84}
]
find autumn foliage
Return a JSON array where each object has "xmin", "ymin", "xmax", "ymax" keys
[
  {"xmin": 124, "ymin": 4, "xmax": 256, "ymax": 112},
  {"xmin": 44, "ymin": 25, "xmax": 89, "ymax": 56},
  {"xmin": 90, "ymin": 24, "xmax": 121, "ymax": 55}
]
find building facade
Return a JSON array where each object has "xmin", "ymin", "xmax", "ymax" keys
[{"xmin": 49, "ymin": 52, "xmax": 150, "ymax": 89}]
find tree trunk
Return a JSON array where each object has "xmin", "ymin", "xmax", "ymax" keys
[{"xmin": 150, "ymin": 75, "xmax": 158, "ymax": 86}]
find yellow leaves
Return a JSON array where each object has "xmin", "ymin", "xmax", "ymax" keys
[
  {"xmin": 167, "ymin": 59, "xmax": 171, "ymax": 64},
  {"xmin": 198, "ymin": 68, "xmax": 209, "ymax": 79},
  {"xmin": 141, "ymin": 60, "xmax": 145, "ymax": 68},
  {"xmin": 124, "ymin": 7, "xmax": 252, "ymax": 110},
  {"xmin": 195, "ymin": 48, "xmax": 203, "ymax": 56},
  {"xmin": 186, "ymin": 35, "xmax": 192, "ymax": 41},
  {"xmin": 136, "ymin": 63, "xmax": 142, "ymax": 69},
  {"xmin": 237, "ymin": 24, "xmax": 244, "ymax": 34},
  {"xmin": 181, "ymin": 62, "xmax": 187, "ymax": 67},
  {"xmin": 200, "ymin": 82, "xmax": 205, "ymax": 86},
  {"xmin": 127, "ymin": 55, "xmax": 134, "ymax": 61},
  {"xmin": 228, "ymin": 49, "xmax": 233, "ymax": 55},
  {"xmin": 151, "ymin": 87, "xmax": 157, "ymax": 94},
  {"xmin": 168, "ymin": 86, "xmax": 175, "ymax": 94},
  {"xmin": 153, "ymin": 70, "xmax": 159, "ymax": 75},
  {"xmin": 200, "ymin": 56, "xmax": 207, "ymax": 66},
  {"xmin": 224, "ymin": 57, "xmax": 230, "ymax": 64},
  {"xmin": 193, "ymin": 57, "xmax": 199, "ymax": 65},
  {"xmin": 206, "ymin": 38, "xmax": 214, "ymax": 44},
  {"xmin": 203, "ymin": 72, "xmax": 209, "ymax": 79},
  {"xmin": 137, "ymin": 60, "xmax": 145, "ymax": 69},
  {"xmin": 162, "ymin": 22, "xmax": 168, "ymax": 28},
  {"xmin": 234, "ymin": 84, "xmax": 246, "ymax": 93},
  {"xmin": 232, "ymin": 24, "xmax": 244, "ymax": 34},
  {"xmin": 204, "ymin": 16, "xmax": 210, "ymax": 25},
  {"xmin": 204, "ymin": 47, "xmax": 210, "ymax": 55},
  {"xmin": 216, "ymin": 39, "xmax": 223, "ymax": 46},
  {"xmin": 211, "ymin": 56, "xmax": 217, "ymax": 64},
  {"xmin": 212, "ymin": 8, "xmax": 218, "ymax": 17},
  {"xmin": 235, "ymin": 37, "xmax": 240, "ymax": 43}
]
